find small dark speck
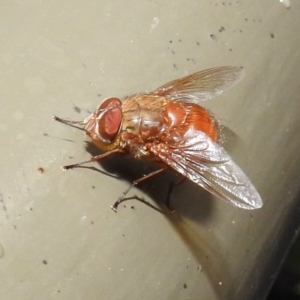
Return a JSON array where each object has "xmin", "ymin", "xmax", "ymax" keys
[
  {"xmin": 210, "ymin": 34, "xmax": 216, "ymax": 40},
  {"xmin": 222, "ymin": 2, "xmax": 226, "ymax": 5},
  {"xmin": 42, "ymin": 260, "xmax": 48, "ymax": 265},
  {"xmin": 123, "ymin": 205, "xmax": 126, "ymax": 208},
  {"xmin": 245, "ymin": 18, "xmax": 248, "ymax": 21},
  {"xmin": 169, "ymin": 40, "xmax": 173, "ymax": 43},
  {"xmin": 91, "ymin": 221, "xmax": 94, "ymax": 225},
  {"xmin": 62, "ymin": 138, "xmax": 75, "ymax": 143},
  {"xmin": 229, "ymin": 48, "xmax": 232, "ymax": 52},
  {"xmin": 29, "ymin": 207, "xmax": 33, "ymax": 211},
  {"xmin": 183, "ymin": 283, "xmax": 187, "ymax": 289},
  {"xmin": 58, "ymin": 290, "xmax": 61, "ymax": 293},
  {"xmin": 178, "ymin": 39, "xmax": 182, "ymax": 42},
  {"xmin": 173, "ymin": 63, "xmax": 177, "ymax": 69},
  {"xmin": 270, "ymin": 33, "xmax": 275, "ymax": 38},
  {"xmin": 196, "ymin": 41, "xmax": 200, "ymax": 46},
  {"xmin": 219, "ymin": 26, "xmax": 225, "ymax": 33},
  {"xmin": 92, "ymin": 186, "xmax": 95, "ymax": 189},
  {"xmin": 43, "ymin": 133, "xmax": 49, "ymax": 137},
  {"xmin": 131, "ymin": 206, "xmax": 135, "ymax": 210},
  {"xmin": 187, "ymin": 58, "xmax": 190, "ymax": 61},
  {"xmin": 239, "ymin": 29, "xmax": 243, "ymax": 33},
  {"xmin": 186, "ymin": 265, "xmax": 189, "ymax": 269},
  {"xmin": 171, "ymin": 50, "xmax": 176, "ymax": 54},
  {"xmin": 73, "ymin": 105, "xmax": 81, "ymax": 114},
  {"xmin": 97, "ymin": 94, "xmax": 102, "ymax": 97},
  {"xmin": 13, "ymin": 225, "xmax": 17, "ymax": 229},
  {"xmin": 122, "ymin": 234, "xmax": 125, "ymax": 237},
  {"xmin": 37, "ymin": 167, "xmax": 44, "ymax": 174}
]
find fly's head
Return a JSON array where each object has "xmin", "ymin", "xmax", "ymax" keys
[{"xmin": 84, "ymin": 97, "xmax": 123, "ymax": 150}]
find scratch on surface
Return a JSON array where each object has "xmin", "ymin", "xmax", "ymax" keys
[
  {"xmin": 0, "ymin": 193, "xmax": 8, "ymax": 220},
  {"xmin": 43, "ymin": 133, "xmax": 76, "ymax": 143},
  {"xmin": 19, "ymin": 161, "xmax": 31, "ymax": 195},
  {"xmin": 71, "ymin": 100, "xmax": 82, "ymax": 114}
]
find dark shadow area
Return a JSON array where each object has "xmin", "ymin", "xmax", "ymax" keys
[
  {"xmin": 219, "ymin": 125, "xmax": 243, "ymax": 153},
  {"xmin": 264, "ymin": 190, "xmax": 300, "ymax": 300},
  {"xmin": 79, "ymin": 141, "xmax": 236, "ymax": 299},
  {"xmin": 218, "ymin": 125, "xmax": 242, "ymax": 156},
  {"xmin": 234, "ymin": 188, "xmax": 300, "ymax": 300},
  {"xmin": 82, "ymin": 141, "xmax": 214, "ymax": 223},
  {"xmin": 163, "ymin": 212, "xmax": 237, "ymax": 300},
  {"xmin": 57, "ymin": 118, "xmax": 247, "ymax": 299}
]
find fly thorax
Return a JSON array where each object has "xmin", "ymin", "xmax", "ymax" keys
[
  {"xmin": 121, "ymin": 100, "xmax": 142, "ymax": 142},
  {"xmin": 139, "ymin": 108, "xmax": 165, "ymax": 141}
]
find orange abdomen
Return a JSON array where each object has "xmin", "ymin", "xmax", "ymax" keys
[{"xmin": 164, "ymin": 101, "xmax": 218, "ymax": 142}]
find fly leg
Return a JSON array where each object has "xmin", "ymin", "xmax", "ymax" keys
[
  {"xmin": 166, "ymin": 176, "xmax": 186, "ymax": 213},
  {"xmin": 111, "ymin": 166, "xmax": 168, "ymax": 212},
  {"xmin": 116, "ymin": 196, "xmax": 165, "ymax": 214},
  {"xmin": 61, "ymin": 149, "xmax": 124, "ymax": 170}
]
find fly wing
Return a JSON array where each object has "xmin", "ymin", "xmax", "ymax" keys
[
  {"xmin": 149, "ymin": 130, "xmax": 262, "ymax": 210},
  {"xmin": 153, "ymin": 66, "xmax": 244, "ymax": 103}
]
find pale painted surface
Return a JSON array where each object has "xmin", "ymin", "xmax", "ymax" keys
[{"xmin": 0, "ymin": 1, "xmax": 300, "ymax": 299}]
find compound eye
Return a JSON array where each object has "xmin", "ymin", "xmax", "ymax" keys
[{"xmin": 98, "ymin": 98, "xmax": 122, "ymax": 142}]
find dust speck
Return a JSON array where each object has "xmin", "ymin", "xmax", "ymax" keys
[{"xmin": 37, "ymin": 167, "xmax": 44, "ymax": 174}]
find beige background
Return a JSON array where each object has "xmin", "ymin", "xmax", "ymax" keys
[{"xmin": 0, "ymin": 1, "xmax": 299, "ymax": 299}]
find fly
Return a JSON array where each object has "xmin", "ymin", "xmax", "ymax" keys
[{"xmin": 53, "ymin": 66, "xmax": 263, "ymax": 212}]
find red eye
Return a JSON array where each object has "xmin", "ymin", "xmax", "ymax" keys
[{"xmin": 98, "ymin": 98, "xmax": 122, "ymax": 142}]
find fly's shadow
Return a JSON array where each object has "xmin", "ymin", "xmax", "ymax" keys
[
  {"xmin": 81, "ymin": 142, "xmax": 233, "ymax": 299},
  {"xmin": 79, "ymin": 141, "xmax": 213, "ymax": 222}
]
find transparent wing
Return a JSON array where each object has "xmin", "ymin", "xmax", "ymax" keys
[
  {"xmin": 153, "ymin": 66, "xmax": 244, "ymax": 103},
  {"xmin": 150, "ymin": 129, "xmax": 262, "ymax": 210}
]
